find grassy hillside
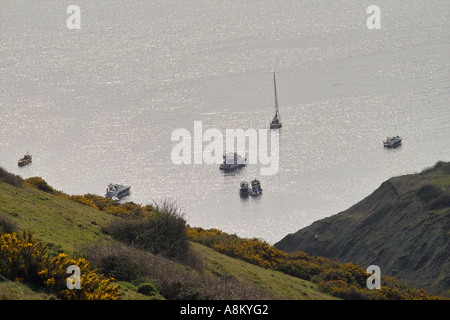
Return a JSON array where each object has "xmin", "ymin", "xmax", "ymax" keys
[
  {"xmin": 192, "ymin": 242, "xmax": 333, "ymax": 300},
  {"xmin": 0, "ymin": 175, "xmax": 334, "ymax": 300},
  {"xmin": 0, "ymin": 180, "xmax": 114, "ymax": 255},
  {"xmin": 1, "ymin": 167, "xmax": 444, "ymax": 300},
  {"xmin": 275, "ymin": 161, "xmax": 450, "ymax": 296}
]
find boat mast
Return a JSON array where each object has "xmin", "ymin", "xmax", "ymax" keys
[
  {"xmin": 273, "ymin": 72, "xmax": 280, "ymax": 121},
  {"xmin": 273, "ymin": 72, "xmax": 279, "ymax": 113}
]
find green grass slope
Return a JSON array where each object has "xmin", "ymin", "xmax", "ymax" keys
[
  {"xmin": 0, "ymin": 181, "xmax": 114, "ymax": 254},
  {"xmin": 0, "ymin": 178, "xmax": 335, "ymax": 300},
  {"xmin": 192, "ymin": 242, "xmax": 336, "ymax": 300}
]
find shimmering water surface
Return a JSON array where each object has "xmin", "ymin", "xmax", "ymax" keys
[{"xmin": 1, "ymin": 0, "xmax": 449, "ymax": 243}]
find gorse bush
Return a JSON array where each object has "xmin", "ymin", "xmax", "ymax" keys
[
  {"xmin": 100, "ymin": 201, "xmax": 153, "ymax": 217},
  {"xmin": 46, "ymin": 253, "xmax": 119, "ymax": 300},
  {"xmin": 317, "ymin": 279, "xmax": 368, "ymax": 300},
  {"xmin": 0, "ymin": 231, "xmax": 49, "ymax": 286},
  {"xmin": 70, "ymin": 194, "xmax": 153, "ymax": 217},
  {"xmin": 74, "ymin": 194, "xmax": 115, "ymax": 211},
  {"xmin": 187, "ymin": 227, "xmax": 443, "ymax": 300},
  {"xmin": 278, "ymin": 259, "xmax": 322, "ymax": 281},
  {"xmin": 24, "ymin": 177, "xmax": 58, "ymax": 194},
  {"xmin": 0, "ymin": 231, "xmax": 119, "ymax": 300},
  {"xmin": 187, "ymin": 227, "xmax": 287, "ymax": 269},
  {"xmin": 214, "ymin": 237, "xmax": 286, "ymax": 269}
]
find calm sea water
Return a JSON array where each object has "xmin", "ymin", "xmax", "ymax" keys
[{"xmin": 1, "ymin": 0, "xmax": 449, "ymax": 243}]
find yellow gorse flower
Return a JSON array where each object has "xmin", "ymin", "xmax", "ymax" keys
[{"xmin": 0, "ymin": 231, "xmax": 119, "ymax": 300}]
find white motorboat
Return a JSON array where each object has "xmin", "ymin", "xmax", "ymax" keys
[
  {"xmin": 220, "ymin": 152, "xmax": 247, "ymax": 171},
  {"xmin": 105, "ymin": 183, "xmax": 131, "ymax": 201}
]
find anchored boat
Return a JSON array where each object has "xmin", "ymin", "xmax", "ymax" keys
[
  {"xmin": 220, "ymin": 152, "xmax": 247, "ymax": 171},
  {"xmin": 383, "ymin": 136, "xmax": 402, "ymax": 148},
  {"xmin": 270, "ymin": 73, "xmax": 282, "ymax": 129},
  {"xmin": 105, "ymin": 183, "xmax": 131, "ymax": 201},
  {"xmin": 250, "ymin": 179, "xmax": 262, "ymax": 196},
  {"xmin": 18, "ymin": 151, "xmax": 32, "ymax": 167},
  {"xmin": 239, "ymin": 181, "xmax": 251, "ymax": 196}
]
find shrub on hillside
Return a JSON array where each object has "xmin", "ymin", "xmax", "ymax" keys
[
  {"xmin": 0, "ymin": 231, "xmax": 49, "ymax": 285},
  {"xmin": 83, "ymin": 243, "xmax": 159, "ymax": 281},
  {"xmin": 70, "ymin": 195, "xmax": 99, "ymax": 210},
  {"xmin": 83, "ymin": 241, "xmax": 273, "ymax": 300},
  {"xmin": 0, "ymin": 167, "xmax": 23, "ymax": 187},
  {"xmin": 318, "ymin": 279, "xmax": 369, "ymax": 300},
  {"xmin": 102, "ymin": 200, "xmax": 191, "ymax": 260},
  {"xmin": 78, "ymin": 194, "xmax": 116, "ymax": 211},
  {"xmin": 102, "ymin": 201, "xmax": 153, "ymax": 217},
  {"xmin": 136, "ymin": 282, "xmax": 158, "ymax": 296},
  {"xmin": 187, "ymin": 227, "xmax": 287, "ymax": 269},
  {"xmin": 277, "ymin": 259, "xmax": 322, "ymax": 281},
  {"xmin": 0, "ymin": 215, "xmax": 18, "ymax": 234},
  {"xmin": 153, "ymin": 266, "xmax": 275, "ymax": 300},
  {"xmin": 187, "ymin": 228, "xmax": 444, "ymax": 300},
  {"xmin": 0, "ymin": 231, "xmax": 119, "ymax": 300},
  {"xmin": 70, "ymin": 194, "xmax": 153, "ymax": 217},
  {"xmin": 213, "ymin": 237, "xmax": 286, "ymax": 269},
  {"xmin": 46, "ymin": 253, "xmax": 119, "ymax": 300},
  {"xmin": 24, "ymin": 177, "xmax": 57, "ymax": 194},
  {"xmin": 374, "ymin": 276, "xmax": 441, "ymax": 300}
]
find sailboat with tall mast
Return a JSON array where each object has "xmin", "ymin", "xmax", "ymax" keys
[{"xmin": 270, "ymin": 72, "xmax": 282, "ymax": 129}]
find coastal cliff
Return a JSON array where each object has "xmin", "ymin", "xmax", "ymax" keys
[{"xmin": 275, "ymin": 161, "xmax": 450, "ymax": 295}]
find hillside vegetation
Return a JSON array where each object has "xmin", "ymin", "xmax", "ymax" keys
[
  {"xmin": 275, "ymin": 161, "xmax": 450, "ymax": 296},
  {"xmin": 0, "ymin": 166, "xmax": 445, "ymax": 300},
  {"xmin": 0, "ymin": 169, "xmax": 333, "ymax": 300}
]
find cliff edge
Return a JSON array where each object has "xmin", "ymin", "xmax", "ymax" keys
[{"xmin": 275, "ymin": 161, "xmax": 450, "ymax": 295}]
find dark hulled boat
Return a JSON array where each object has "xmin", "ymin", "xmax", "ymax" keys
[{"xmin": 18, "ymin": 151, "xmax": 32, "ymax": 167}]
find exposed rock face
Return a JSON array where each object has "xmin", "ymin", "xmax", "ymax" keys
[{"xmin": 275, "ymin": 162, "xmax": 450, "ymax": 294}]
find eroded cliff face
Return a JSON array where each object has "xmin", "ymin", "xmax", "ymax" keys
[{"xmin": 275, "ymin": 162, "xmax": 450, "ymax": 294}]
